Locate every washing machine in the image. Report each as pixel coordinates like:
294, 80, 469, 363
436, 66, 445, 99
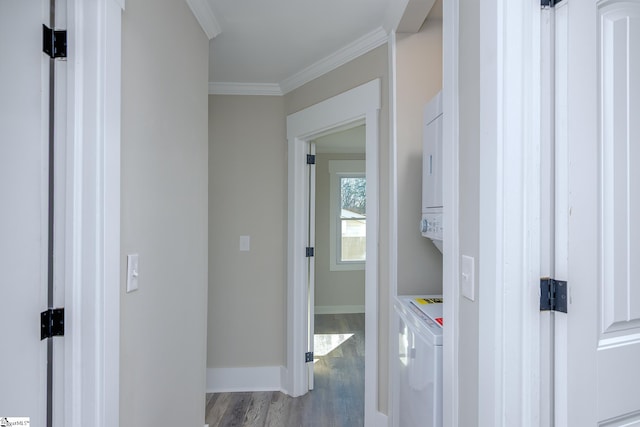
394, 295, 443, 427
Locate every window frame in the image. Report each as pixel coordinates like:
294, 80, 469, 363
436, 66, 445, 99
328, 160, 366, 271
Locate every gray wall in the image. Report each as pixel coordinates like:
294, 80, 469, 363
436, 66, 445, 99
120, 1, 209, 425
458, 0, 481, 424
395, 5, 443, 296
314, 153, 366, 311
208, 95, 287, 368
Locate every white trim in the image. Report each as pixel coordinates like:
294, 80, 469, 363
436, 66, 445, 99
387, 30, 400, 426
208, 82, 283, 96
287, 80, 381, 139
286, 79, 381, 425
65, 0, 122, 427
539, 6, 556, 425
441, 0, 460, 425
206, 367, 285, 393
477, 0, 541, 426
362, 106, 380, 427
552, 3, 569, 425
185, 0, 222, 40
315, 305, 366, 315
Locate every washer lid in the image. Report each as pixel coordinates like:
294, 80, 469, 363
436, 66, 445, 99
408, 296, 443, 327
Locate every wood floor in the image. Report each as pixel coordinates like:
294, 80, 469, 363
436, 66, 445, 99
205, 313, 365, 427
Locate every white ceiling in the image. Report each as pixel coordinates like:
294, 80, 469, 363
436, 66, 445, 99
199, 0, 437, 95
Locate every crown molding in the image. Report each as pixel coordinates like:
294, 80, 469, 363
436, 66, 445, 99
185, 0, 222, 40
208, 26, 389, 96
209, 82, 284, 96
279, 26, 389, 94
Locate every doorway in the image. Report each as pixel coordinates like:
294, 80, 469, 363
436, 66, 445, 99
286, 79, 381, 424
309, 125, 367, 423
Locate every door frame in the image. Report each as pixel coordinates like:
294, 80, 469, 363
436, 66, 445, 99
64, 0, 122, 426
476, 0, 543, 426
441, 0, 460, 425
286, 79, 382, 425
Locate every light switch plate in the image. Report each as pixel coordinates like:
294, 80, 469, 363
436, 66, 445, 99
461, 255, 475, 301
239, 235, 250, 252
126, 254, 139, 293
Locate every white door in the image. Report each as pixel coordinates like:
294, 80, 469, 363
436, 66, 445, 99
556, 0, 640, 424
306, 142, 317, 391
0, 1, 64, 425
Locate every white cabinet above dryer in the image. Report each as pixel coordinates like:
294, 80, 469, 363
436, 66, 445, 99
422, 91, 443, 212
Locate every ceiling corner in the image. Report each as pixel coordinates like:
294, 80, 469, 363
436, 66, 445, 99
279, 27, 389, 95
396, 0, 436, 33
383, 0, 411, 33
185, 0, 222, 40
384, 0, 435, 34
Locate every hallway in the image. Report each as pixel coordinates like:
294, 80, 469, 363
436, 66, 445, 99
205, 313, 364, 427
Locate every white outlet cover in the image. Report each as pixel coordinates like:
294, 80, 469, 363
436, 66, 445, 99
461, 254, 475, 301
126, 254, 139, 293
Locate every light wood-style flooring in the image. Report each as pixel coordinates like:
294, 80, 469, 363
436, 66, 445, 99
205, 313, 365, 427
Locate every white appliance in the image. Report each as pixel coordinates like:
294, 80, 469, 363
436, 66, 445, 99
394, 295, 443, 427
421, 91, 444, 252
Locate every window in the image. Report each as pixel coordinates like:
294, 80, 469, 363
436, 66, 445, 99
329, 160, 366, 271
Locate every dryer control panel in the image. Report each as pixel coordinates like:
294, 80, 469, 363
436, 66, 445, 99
421, 211, 443, 241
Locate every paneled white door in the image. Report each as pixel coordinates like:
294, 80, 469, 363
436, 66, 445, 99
556, 0, 640, 425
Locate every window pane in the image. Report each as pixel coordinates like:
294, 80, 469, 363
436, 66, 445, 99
339, 176, 366, 262
340, 177, 366, 216
341, 219, 366, 261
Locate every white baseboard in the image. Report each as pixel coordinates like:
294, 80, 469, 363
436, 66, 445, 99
206, 366, 285, 393
314, 305, 365, 314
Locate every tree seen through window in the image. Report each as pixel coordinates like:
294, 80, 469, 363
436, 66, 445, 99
339, 177, 366, 262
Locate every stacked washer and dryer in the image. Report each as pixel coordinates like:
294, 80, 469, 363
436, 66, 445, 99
394, 91, 444, 427
420, 91, 444, 252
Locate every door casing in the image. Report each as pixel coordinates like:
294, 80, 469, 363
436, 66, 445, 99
64, 1, 122, 426
286, 78, 383, 426
476, 0, 543, 426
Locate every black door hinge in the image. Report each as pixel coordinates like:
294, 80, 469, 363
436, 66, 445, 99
541, 0, 564, 8
305, 352, 314, 363
306, 247, 314, 257
540, 278, 567, 313
306, 155, 316, 165
43, 24, 67, 58
41, 308, 65, 340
